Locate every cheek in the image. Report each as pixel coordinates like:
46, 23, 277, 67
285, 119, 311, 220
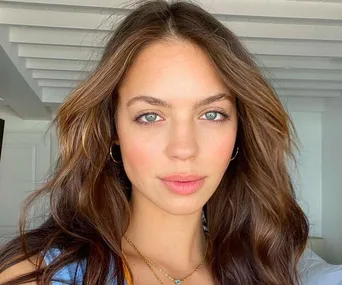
207, 136, 236, 167
116, 114, 160, 175
120, 138, 160, 173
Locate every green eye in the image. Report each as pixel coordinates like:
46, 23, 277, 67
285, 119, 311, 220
204, 111, 219, 120
135, 113, 162, 124
200, 110, 230, 122
145, 113, 158, 122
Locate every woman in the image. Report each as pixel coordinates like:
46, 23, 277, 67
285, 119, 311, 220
0, 0, 310, 284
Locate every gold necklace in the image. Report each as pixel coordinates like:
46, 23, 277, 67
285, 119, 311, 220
124, 234, 208, 285
124, 238, 165, 285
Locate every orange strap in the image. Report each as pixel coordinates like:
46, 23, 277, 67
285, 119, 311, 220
123, 261, 134, 285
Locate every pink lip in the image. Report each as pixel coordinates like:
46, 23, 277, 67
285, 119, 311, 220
159, 176, 205, 195
160, 174, 205, 182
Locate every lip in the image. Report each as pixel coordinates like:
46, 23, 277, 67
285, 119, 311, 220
159, 174, 206, 195
159, 174, 205, 182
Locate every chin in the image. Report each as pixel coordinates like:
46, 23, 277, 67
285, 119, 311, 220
157, 198, 206, 216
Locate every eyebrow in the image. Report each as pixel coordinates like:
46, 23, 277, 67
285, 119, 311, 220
126, 93, 232, 109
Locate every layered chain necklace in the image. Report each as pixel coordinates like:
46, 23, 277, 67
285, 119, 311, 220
124, 234, 209, 285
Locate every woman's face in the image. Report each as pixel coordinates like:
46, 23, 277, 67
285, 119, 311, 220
116, 39, 238, 215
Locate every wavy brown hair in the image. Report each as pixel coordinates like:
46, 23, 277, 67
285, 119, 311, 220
0, 0, 309, 284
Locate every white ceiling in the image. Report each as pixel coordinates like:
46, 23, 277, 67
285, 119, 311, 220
0, 0, 341, 119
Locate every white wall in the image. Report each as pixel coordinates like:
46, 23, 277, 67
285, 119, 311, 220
291, 111, 322, 238
322, 97, 342, 264
0, 106, 52, 245
282, 98, 325, 239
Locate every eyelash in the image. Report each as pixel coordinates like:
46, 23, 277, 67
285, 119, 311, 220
133, 109, 231, 126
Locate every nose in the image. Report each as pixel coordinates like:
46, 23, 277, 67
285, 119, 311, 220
165, 121, 199, 161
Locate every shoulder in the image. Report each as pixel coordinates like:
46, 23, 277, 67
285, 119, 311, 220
0, 248, 86, 285
0, 254, 43, 285
298, 248, 342, 285
42, 248, 86, 285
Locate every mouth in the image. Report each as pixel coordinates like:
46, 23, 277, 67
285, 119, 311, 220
159, 177, 205, 195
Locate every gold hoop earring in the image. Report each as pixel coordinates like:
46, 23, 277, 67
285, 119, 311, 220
230, 146, 239, 161
109, 144, 122, 164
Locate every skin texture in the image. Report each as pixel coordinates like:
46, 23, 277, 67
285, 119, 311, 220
0, 255, 43, 285
116, 39, 238, 283
116, 39, 238, 216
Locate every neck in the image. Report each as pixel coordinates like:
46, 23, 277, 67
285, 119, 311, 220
122, 190, 208, 271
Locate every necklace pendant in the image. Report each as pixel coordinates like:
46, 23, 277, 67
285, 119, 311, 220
174, 280, 182, 285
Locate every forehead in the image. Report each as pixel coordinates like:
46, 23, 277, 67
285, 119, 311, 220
118, 39, 230, 103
